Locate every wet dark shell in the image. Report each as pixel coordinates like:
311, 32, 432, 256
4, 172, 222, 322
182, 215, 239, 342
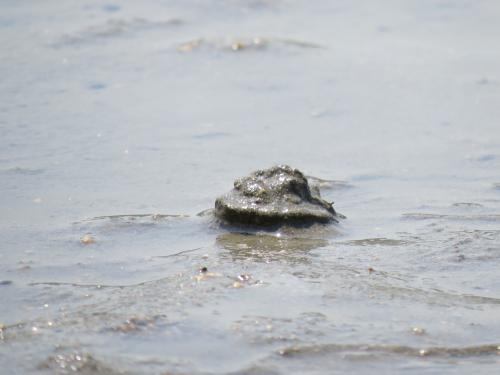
215, 165, 338, 226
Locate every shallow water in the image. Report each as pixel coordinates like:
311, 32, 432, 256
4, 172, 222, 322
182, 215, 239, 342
1, 1, 500, 374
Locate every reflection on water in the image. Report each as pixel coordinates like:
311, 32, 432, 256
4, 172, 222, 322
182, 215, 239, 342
216, 232, 328, 263
217, 232, 328, 253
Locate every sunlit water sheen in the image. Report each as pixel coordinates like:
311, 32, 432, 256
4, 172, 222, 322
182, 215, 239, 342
1, 1, 500, 374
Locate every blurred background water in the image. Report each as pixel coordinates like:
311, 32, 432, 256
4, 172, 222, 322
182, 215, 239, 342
1, 1, 500, 374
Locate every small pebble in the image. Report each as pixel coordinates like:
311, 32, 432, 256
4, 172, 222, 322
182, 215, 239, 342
194, 269, 220, 281
231, 42, 245, 51
232, 281, 243, 288
237, 274, 251, 282
0, 280, 13, 286
412, 327, 426, 335
80, 234, 95, 244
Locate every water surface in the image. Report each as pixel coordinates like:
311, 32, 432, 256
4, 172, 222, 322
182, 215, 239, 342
1, 1, 500, 374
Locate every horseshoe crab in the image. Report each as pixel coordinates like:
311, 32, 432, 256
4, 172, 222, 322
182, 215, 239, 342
214, 165, 341, 226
